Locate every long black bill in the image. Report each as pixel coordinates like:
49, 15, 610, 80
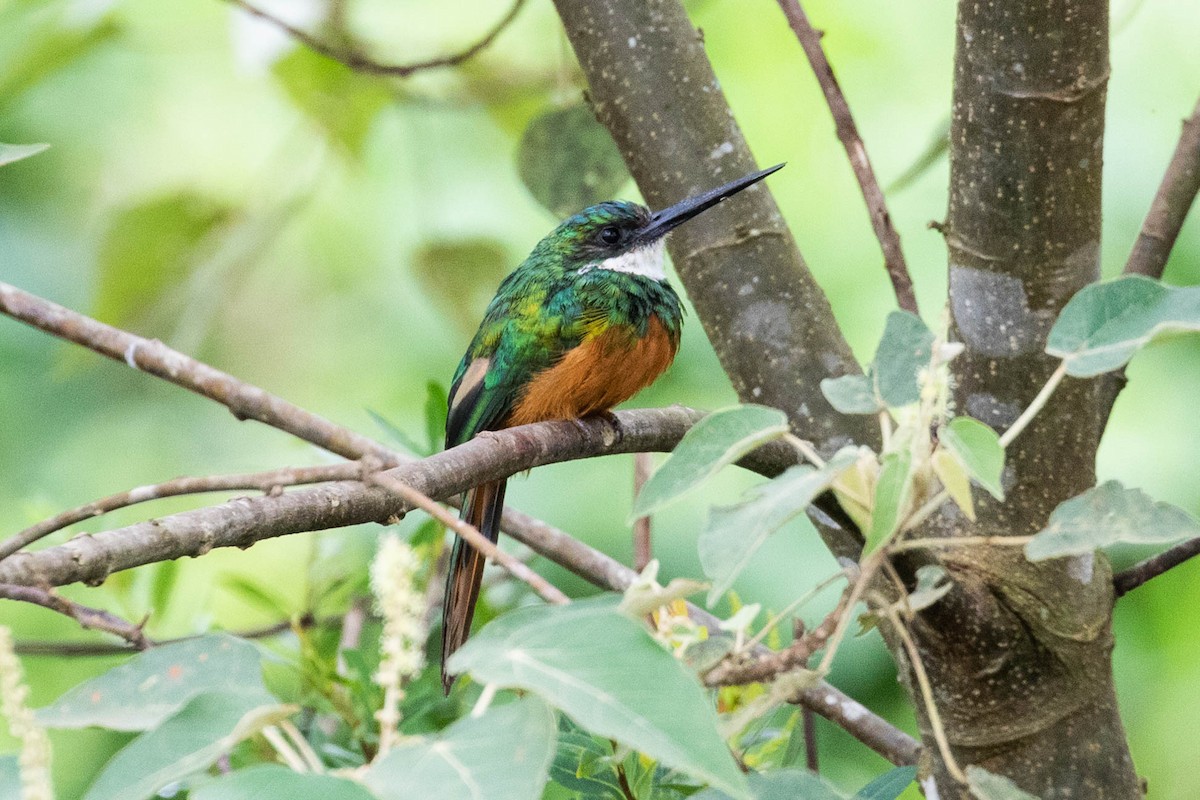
639, 162, 785, 241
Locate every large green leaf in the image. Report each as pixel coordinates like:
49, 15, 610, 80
517, 103, 631, 219
93, 191, 232, 327
38, 634, 266, 731
0, 141, 48, 167
966, 766, 1040, 800
191, 765, 376, 800
1046, 275, 1200, 377
631, 405, 790, 519
364, 698, 556, 800
691, 768, 845, 799
854, 765, 917, 799
864, 450, 914, 554
700, 448, 858, 605
449, 597, 749, 799
939, 416, 1005, 501
1025, 480, 1200, 561
549, 720, 626, 799
82, 692, 291, 800
819, 374, 882, 415
272, 47, 392, 157
873, 311, 935, 407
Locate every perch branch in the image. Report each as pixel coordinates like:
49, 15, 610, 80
0, 462, 370, 561
224, 0, 526, 77
775, 0, 918, 315
0, 584, 149, 649
1124, 95, 1200, 279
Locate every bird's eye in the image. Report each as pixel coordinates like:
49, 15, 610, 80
599, 226, 621, 245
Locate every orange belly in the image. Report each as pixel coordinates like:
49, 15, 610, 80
507, 316, 678, 426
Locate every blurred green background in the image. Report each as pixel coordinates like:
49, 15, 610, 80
1, 0, 1198, 796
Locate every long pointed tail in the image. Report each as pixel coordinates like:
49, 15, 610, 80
441, 478, 507, 693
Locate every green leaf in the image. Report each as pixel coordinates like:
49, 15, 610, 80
699, 448, 858, 605
939, 416, 1005, 501
864, 450, 914, 554
190, 765, 376, 800
0, 14, 120, 101
82, 692, 291, 800
549, 724, 625, 799
1025, 480, 1200, 561
367, 408, 427, 456
37, 634, 267, 731
411, 238, 513, 334
1046, 275, 1200, 377
855, 765, 917, 800
423, 380, 449, 453
517, 103, 631, 218
0, 142, 49, 167
272, 47, 392, 157
93, 191, 232, 327
692, 768, 846, 799
873, 311, 935, 408
449, 597, 749, 800
631, 405, 790, 520
364, 698, 556, 800
222, 575, 294, 619
966, 766, 1041, 800
932, 449, 975, 521
905, 565, 951, 613
819, 374, 881, 415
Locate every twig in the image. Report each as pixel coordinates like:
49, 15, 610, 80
775, 0, 918, 316
888, 534, 1032, 555
632, 452, 653, 572
0, 462, 369, 561
998, 361, 1068, 448
0, 282, 401, 466
262, 725, 309, 772
803, 707, 819, 773
1113, 536, 1200, 597
703, 582, 853, 686
368, 472, 568, 606
1125, 95, 1200, 279
816, 550, 884, 675
224, 0, 526, 77
0, 584, 149, 649
743, 567, 850, 652
884, 605, 966, 784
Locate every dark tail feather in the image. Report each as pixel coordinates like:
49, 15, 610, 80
441, 479, 506, 694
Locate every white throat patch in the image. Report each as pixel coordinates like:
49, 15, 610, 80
583, 238, 667, 281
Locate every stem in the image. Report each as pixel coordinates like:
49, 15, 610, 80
743, 568, 849, 651
998, 361, 1068, 449
782, 433, 826, 469
816, 551, 883, 675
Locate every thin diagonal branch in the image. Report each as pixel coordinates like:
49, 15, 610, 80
632, 452, 653, 572
0, 584, 149, 649
1112, 536, 1200, 597
0, 462, 370, 561
1124, 95, 1200, 279
224, 0, 526, 77
775, 0, 918, 316
0, 282, 400, 466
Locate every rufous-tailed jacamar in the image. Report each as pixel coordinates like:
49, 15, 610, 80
441, 164, 785, 691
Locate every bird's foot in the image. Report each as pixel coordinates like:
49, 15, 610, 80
574, 410, 623, 446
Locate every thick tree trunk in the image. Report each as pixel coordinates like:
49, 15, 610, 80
908, 0, 1142, 796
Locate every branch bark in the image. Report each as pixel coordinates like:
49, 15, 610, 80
551, 0, 876, 461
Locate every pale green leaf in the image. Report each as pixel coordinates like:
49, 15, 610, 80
966, 765, 1041, 800
449, 597, 749, 799
37, 634, 266, 731
905, 565, 951, 613
692, 768, 845, 799
82, 693, 291, 800
517, 103, 631, 218
873, 311, 935, 407
855, 765, 917, 799
0, 142, 49, 167
631, 405, 790, 519
364, 698, 556, 800
699, 448, 858, 605
940, 416, 1004, 500
1025, 480, 1200, 561
272, 48, 391, 157
864, 450, 914, 554
412, 238, 512, 335
1046, 275, 1200, 377
549, 723, 625, 799
820, 374, 881, 414
190, 765, 376, 800
932, 449, 975, 521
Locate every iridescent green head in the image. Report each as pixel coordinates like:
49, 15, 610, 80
528, 163, 785, 281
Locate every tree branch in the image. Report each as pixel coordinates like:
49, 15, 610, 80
0, 462, 370, 561
0, 584, 149, 649
774, 0, 918, 316
224, 0, 527, 77
1124, 95, 1200, 279
1112, 536, 1200, 598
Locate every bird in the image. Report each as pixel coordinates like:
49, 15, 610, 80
440, 163, 785, 692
